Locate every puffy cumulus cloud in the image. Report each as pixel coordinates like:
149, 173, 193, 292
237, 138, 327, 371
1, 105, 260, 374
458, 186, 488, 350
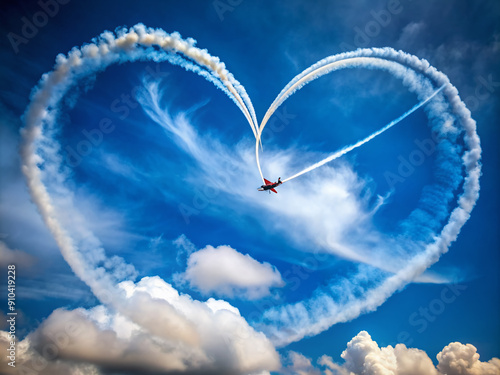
437, 342, 500, 375
338, 331, 395, 374
25, 308, 206, 374
0, 241, 35, 268
314, 331, 500, 375
282, 351, 321, 375
317, 355, 350, 375
0, 276, 280, 375
118, 276, 280, 374
0, 330, 101, 375
178, 244, 284, 299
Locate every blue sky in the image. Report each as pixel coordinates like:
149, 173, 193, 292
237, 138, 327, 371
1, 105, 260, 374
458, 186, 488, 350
0, 1, 499, 374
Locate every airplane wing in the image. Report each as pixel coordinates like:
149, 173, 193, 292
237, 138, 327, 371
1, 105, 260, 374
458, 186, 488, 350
264, 178, 272, 185
270, 188, 278, 193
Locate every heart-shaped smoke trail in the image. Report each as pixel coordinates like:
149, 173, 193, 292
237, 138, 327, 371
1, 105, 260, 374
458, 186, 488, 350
20, 23, 480, 357
253, 49, 481, 345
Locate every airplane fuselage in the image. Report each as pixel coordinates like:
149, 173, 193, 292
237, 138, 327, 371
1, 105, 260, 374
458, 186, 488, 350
258, 178, 282, 193
258, 182, 280, 191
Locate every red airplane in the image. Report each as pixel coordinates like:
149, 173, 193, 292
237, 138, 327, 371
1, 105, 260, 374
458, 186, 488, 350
258, 177, 282, 194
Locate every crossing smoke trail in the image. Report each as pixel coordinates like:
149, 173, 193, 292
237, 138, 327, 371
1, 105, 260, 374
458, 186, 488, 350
253, 48, 481, 346
256, 56, 444, 181
281, 84, 446, 183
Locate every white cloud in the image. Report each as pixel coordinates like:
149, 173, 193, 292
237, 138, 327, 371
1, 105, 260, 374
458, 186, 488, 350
338, 331, 437, 375
318, 355, 350, 375
315, 331, 500, 375
283, 351, 321, 375
117, 276, 280, 373
0, 330, 101, 375
0, 276, 280, 375
174, 234, 198, 265
179, 244, 284, 299
396, 22, 427, 49
0, 241, 35, 268
437, 342, 500, 375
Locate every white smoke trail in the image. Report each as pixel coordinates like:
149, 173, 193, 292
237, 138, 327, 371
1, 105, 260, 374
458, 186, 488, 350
20, 23, 259, 318
253, 48, 481, 346
255, 56, 438, 181
281, 84, 446, 183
